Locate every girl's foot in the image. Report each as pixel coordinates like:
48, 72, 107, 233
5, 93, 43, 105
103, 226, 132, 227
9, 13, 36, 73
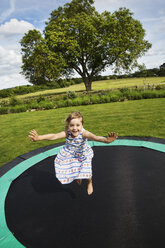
87, 179, 93, 195
76, 179, 82, 185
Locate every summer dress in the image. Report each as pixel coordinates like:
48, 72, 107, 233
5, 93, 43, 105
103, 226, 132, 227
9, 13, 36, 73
54, 129, 94, 184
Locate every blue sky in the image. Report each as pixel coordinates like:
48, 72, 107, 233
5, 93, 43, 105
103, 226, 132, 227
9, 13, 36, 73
0, 0, 165, 89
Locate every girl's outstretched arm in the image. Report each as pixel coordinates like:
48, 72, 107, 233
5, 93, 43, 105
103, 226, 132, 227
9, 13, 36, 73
83, 130, 118, 144
29, 129, 66, 142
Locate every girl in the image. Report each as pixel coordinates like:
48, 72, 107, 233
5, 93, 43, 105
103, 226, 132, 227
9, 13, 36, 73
29, 111, 118, 195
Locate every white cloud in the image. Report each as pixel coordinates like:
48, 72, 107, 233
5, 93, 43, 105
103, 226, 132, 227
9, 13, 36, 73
0, 18, 36, 89
0, 0, 15, 23
0, 49, 30, 89
0, 74, 29, 90
0, 18, 35, 36
0, 45, 21, 69
0, 44, 29, 89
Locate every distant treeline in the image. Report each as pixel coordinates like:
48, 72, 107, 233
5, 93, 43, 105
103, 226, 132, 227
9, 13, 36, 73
0, 78, 82, 98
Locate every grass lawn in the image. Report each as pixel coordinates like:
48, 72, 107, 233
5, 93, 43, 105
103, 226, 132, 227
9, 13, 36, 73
0, 98, 165, 167
1, 77, 165, 102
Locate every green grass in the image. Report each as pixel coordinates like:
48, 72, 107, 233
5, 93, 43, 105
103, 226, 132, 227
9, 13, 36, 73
1, 77, 165, 102
0, 98, 165, 167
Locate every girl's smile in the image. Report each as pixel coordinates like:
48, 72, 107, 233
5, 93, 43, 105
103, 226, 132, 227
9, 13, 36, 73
68, 118, 83, 137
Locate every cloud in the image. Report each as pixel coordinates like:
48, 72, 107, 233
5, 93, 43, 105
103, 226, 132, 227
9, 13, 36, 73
0, 18, 36, 90
0, 0, 15, 23
0, 18, 35, 37
0, 44, 29, 89
0, 18, 35, 90
0, 44, 21, 85
0, 74, 29, 90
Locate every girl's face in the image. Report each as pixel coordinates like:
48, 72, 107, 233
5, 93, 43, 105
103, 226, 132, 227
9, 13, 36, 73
68, 118, 83, 137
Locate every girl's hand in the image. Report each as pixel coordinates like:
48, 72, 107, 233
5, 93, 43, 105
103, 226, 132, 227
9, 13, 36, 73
107, 132, 118, 143
29, 130, 39, 142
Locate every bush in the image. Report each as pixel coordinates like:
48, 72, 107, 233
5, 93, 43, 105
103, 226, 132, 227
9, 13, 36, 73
155, 85, 162, 90
0, 107, 9, 114
9, 96, 23, 106
37, 95, 45, 103
29, 102, 40, 109
66, 91, 77, 99
120, 87, 130, 93
90, 95, 101, 104
142, 90, 165, 99
38, 101, 54, 110
141, 91, 157, 99
0, 100, 8, 107
100, 95, 110, 103
56, 100, 68, 108
9, 105, 27, 113
81, 96, 90, 105
156, 90, 165, 98
66, 99, 73, 106
0, 89, 11, 98
127, 91, 143, 100
70, 98, 83, 106
109, 94, 120, 102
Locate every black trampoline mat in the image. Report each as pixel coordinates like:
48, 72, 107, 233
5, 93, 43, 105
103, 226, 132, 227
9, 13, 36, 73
5, 146, 165, 248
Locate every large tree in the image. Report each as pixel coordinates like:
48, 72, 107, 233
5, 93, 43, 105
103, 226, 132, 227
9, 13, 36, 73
20, 0, 151, 91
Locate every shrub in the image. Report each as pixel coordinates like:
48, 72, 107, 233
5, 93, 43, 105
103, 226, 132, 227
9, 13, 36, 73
70, 98, 83, 106
66, 99, 73, 106
127, 91, 143, 100
109, 94, 120, 102
0, 89, 11, 98
120, 87, 130, 93
156, 90, 165, 97
155, 85, 162, 90
29, 102, 40, 109
0, 100, 8, 107
0, 107, 9, 114
100, 95, 110, 103
9, 96, 23, 106
66, 91, 77, 99
81, 96, 90, 105
56, 100, 68, 108
141, 91, 157, 99
9, 105, 27, 113
37, 95, 45, 103
90, 95, 101, 104
38, 101, 54, 110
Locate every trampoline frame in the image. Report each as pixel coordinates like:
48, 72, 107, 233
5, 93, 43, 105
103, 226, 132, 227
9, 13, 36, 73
0, 138, 165, 248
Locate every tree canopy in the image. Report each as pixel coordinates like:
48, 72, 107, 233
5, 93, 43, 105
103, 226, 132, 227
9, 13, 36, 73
20, 0, 152, 91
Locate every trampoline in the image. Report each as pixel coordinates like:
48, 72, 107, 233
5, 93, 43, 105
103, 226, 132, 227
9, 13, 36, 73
0, 137, 165, 248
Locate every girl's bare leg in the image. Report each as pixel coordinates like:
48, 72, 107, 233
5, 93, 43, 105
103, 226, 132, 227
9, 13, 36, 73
87, 177, 93, 195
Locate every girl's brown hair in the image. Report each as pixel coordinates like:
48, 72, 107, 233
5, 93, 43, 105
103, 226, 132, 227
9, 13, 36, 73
65, 111, 84, 131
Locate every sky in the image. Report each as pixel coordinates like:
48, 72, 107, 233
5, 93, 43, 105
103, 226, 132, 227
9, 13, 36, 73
0, 0, 165, 90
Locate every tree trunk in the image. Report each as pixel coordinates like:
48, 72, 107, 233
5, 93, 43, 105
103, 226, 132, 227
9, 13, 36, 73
83, 77, 92, 91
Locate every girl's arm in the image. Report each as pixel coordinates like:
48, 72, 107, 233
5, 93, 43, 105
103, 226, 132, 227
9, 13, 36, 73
29, 129, 66, 142
83, 130, 118, 144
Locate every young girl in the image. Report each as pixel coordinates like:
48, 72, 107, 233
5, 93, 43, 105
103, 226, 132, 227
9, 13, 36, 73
29, 111, 118, 195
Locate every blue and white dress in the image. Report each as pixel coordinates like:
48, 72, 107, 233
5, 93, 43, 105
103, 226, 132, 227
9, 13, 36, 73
54, 129, 94, 184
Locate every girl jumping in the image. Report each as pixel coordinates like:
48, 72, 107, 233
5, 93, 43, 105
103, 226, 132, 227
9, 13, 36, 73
29, 111, 118, 195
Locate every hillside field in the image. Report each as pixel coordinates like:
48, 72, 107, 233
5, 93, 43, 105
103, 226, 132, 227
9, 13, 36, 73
1, 77, 165, 102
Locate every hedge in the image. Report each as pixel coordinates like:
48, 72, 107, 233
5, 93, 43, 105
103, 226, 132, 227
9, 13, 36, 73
1, 89, 165, 115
